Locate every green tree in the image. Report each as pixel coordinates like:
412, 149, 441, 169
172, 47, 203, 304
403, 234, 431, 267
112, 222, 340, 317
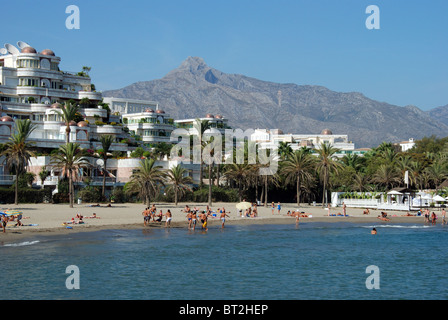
278, 141, 293, 160
372, 164, 401, 190
0, 119, 36, 205
127, 158, 166, 207
315, 142, 342, 206
54, 102, 79, 144
281, 149, 315, 206
224, 163, 255, 202
193, 119, 212, 188
50, 143, 90, 208
99, 135, 115, 198
165, 165, 193, 206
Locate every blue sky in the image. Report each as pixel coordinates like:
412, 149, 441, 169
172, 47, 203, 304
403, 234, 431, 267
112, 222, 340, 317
2, 0, 448, 110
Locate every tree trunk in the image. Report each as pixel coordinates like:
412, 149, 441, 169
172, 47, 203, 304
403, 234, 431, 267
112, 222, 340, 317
297, 175, 301, 207
255, 175, 258, 204
216, 164, 220, 187
14, 175, 18, 205
200, 164, 203, 188
208, 164, 213, 207
102, 159, 107, 199
66, 125, 70, 144
175, 186, 178, 206
264, 175, 268, 206
69, 173, 74, 208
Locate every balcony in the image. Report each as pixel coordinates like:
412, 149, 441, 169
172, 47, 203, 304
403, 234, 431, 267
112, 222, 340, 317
0, 175, 16, 186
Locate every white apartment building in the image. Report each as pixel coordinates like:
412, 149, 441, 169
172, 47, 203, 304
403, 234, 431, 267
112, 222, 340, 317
251, 128, 357, 157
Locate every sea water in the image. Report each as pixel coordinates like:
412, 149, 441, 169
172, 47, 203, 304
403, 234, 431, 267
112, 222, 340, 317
0, 222, 447, 300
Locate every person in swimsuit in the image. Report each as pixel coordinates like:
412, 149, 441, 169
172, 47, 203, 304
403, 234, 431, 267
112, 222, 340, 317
143, 208, 150, 226
220, 211, 230, 228
165, 210, 172, 228
371, 228, 377, 235
442, 208, 447, 225
191, 211, 197, 231
199, 211, 208, 231
277, 202, 281, 215
186, 211, 192, 229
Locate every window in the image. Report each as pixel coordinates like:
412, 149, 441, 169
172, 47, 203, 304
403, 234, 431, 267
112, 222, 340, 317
17, 59, 39, 68
19, 78, 39, 86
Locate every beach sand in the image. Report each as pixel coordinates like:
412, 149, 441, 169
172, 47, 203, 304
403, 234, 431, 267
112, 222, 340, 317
0, 202, 426, 243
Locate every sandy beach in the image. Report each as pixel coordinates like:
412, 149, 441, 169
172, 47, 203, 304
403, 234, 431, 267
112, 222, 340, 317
0, 201, 429, 244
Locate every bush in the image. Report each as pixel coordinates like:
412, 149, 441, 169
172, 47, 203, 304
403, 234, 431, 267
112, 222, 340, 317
190, 186, 239, 203
0, 187, 52, 204
53, 192, 69, 204
77, 187, 103, 203
110, 187, 126, 203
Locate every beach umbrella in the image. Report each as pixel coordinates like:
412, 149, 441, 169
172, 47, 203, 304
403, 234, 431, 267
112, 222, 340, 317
236, 202, 252, 211
433, 195, 446, 202
387, 190, 403, 195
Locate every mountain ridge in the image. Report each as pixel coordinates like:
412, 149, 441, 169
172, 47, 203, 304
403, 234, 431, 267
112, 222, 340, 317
103, 56, 448, 148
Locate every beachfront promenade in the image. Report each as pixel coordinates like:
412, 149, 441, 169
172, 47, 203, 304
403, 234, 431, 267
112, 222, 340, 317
0, 202, 435, 243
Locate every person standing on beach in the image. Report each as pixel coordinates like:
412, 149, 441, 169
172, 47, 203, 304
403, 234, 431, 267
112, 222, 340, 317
271, 202, 275, 214
220, 211, 230, 228
342, 202, 347, 216
199, 211, 208, 231
191, 211, 197, 231
431, 212, 437, 225
165, 210, 172, 228
277, 202, 281, 215
143, 208, 150, 227
186, 211, 192, 229
441, 208, 446, 225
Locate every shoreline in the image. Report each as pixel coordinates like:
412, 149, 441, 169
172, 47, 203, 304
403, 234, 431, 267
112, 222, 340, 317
0, 202, 431, 244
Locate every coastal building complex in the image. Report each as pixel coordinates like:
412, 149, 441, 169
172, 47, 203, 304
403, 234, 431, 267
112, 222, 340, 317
174, 114, 230, 135
0, 40, 361, 199
251, 128, 363, 157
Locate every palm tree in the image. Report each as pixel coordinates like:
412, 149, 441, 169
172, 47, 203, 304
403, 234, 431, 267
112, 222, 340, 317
98, 135, 115, 199
38, 166, 50, 189
50, 143, 90, 208
127, 158, 166, 207
0, 119, 36, 205
281, 149, 315, 206
372, 164, 401, 190
224, 163, 255, 202
340, 153, 364, 172
315, 142, 342, 206
193, 119, 212, 188
153, 142, 172, 160
352, 172, 371, 192
54, 102, 79, 144
278, 141, 293, 160
166, 165, 193, 206
425, 161, 448, 191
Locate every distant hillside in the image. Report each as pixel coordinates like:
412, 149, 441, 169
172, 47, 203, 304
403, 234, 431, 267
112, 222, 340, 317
427, 104, 448, 127
103, 57, 448, 148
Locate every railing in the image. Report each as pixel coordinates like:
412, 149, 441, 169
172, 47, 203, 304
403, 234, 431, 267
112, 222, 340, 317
0, 175, 16, 185
88, 177, 116, 184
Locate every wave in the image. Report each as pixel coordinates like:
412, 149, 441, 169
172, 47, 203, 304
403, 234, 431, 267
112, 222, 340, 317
361, 225, 431, 229
2, 240, 40, 247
